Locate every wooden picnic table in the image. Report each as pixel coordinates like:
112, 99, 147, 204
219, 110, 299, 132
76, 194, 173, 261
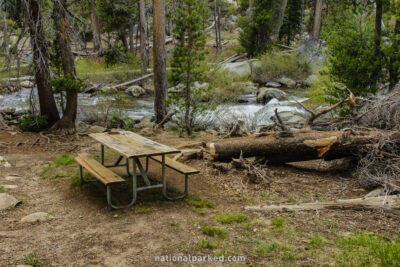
76, 130, 199, 209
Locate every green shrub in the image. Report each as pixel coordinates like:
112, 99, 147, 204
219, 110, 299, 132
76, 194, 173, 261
253, 51, 311, 82
24, 252, 42, 267
197, 239, 219, 249
187, 194, 215, 208
253, 241, 278, 256
17, 114, 48, 132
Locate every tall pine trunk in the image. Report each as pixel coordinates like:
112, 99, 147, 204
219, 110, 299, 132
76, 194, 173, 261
153, 0, 167, 123
312, 0, 323, 39
89, 2, 103, 56
51, 0, 78, 132
129, 23, 135, 55
214, 0, 221, 54
139, 0, 149, 74
273, 0, 288, 40
24, 0, 60, 125
2, 11, 10, 70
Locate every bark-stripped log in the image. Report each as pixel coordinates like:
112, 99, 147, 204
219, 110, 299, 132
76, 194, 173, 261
209, 131, 380, 163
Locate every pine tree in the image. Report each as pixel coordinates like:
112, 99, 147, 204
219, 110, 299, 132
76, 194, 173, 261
279, 0, 302, 46
168, 0, 207, 136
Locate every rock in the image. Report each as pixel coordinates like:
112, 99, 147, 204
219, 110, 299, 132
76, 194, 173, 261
2, 185, 18, 189
20, 80, 34, 88
87, 125, 106, 133
5, 174, 21, 181
126, 85, 146, 97
278, 76, 296, 88
221, 61, 251, 78
272, 111, 306, 124
304, 74, 319, 87
297, 38, 326, 73
266, 81, 281, 88
76, 121, 90, 133
0, 193, 19, 210
257, 88, 287, 103
21, 212, 53, 223
1, 107, 16, 115
230, 15, 238, 22
235, 27, 243, 34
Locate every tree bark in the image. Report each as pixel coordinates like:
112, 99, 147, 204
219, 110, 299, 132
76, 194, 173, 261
153, 0, 167, 123
51, 0, 78, 132
139, 0, 149, 74
24, 0, 60, 125
129, 23, 135, 55
389, 18, 400, 91
89, 1, 103, 56
374, 0, 383, 57
312, 0, 323, 39
249, 0, 253, 9
273, 0, 288, 40
2, 10, 10, 69
209, 131, 380, 163
214, 0, 222, 54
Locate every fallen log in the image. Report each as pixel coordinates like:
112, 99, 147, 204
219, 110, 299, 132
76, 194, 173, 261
244, 195, 400, 212
209, 130, 381, 163
113, 73, 154, 89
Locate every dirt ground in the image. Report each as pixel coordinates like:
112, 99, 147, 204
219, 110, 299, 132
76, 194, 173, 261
0, 129, 399, 267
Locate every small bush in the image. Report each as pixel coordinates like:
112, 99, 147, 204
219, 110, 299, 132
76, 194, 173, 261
271, 217, 286, 229
24, 252, 42, 267
308, 235, 324, 249
17, 114, 48, 132
0, 186, 4, 193
201, 225, 227, 239
214, 213, 249, 224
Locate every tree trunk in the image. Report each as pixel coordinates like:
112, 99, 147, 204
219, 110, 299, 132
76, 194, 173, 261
89, 2, 103, 56
312, 0, 323, 39
273, 0, 288, 40
119, 30, 129, 52
139, 0, 149, 74
214, 0, 221, 54
153, 0, 167, 123
389, 18, 400, 91
209, 131, 380, 163
249, 0, 253, 9
374, 0, 383, 57
2, 11, 10, 69
51, 0, 78, 132
24, 0, 60, 125
129, 23, 135, 55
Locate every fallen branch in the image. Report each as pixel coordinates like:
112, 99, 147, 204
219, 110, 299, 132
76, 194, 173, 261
113, 73, 154, 89
273, 109, 293, 137
302, 98, 349, 129
244, 195, 400, 212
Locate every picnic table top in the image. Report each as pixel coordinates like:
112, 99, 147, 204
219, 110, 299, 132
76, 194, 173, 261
89, 130, 180, 158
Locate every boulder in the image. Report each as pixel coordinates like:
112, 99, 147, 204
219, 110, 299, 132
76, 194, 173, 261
272, 111, 306, 124
304, 74, 319, 87
230, 15, 238, 22
266, 81, 281, 88
297, 38, 326, 72
75, 121, 90, 133
126, 85, 146, 97
0, 193, 19, 210
20, 80, 34, 88
221, 61, 251, 78
21, 212, 53, 223
257, 88, 287, 103
139, 127, 155, 137
87, 125, 106, 133
278, 76, 296, 88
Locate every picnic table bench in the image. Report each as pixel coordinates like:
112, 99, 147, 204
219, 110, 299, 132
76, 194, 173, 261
75, 130, 199, 209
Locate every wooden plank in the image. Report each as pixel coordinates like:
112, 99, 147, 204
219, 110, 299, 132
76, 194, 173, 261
75, 154, 125, 185
89, 131, 180, 158
150, 156, 200, 175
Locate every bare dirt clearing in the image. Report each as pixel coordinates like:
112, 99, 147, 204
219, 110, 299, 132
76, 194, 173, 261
0, 130, 399, 266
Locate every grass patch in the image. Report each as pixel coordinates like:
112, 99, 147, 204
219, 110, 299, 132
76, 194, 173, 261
0, 186, 4, 193
41, 154, 76, 179
192, 207, 207, 215
252, 241, 279, 256
308, 235, 324, 249
187, 194, 215, 209
271, 216, 286, 229
234, 195, 255, 202
214, 213, 249, 224
197, 239, 219, 249
24, 251, 42, 267
336, 232, 400, 267
70, 171, 94, 187
134, 206, 152, 214
201, 224, 227, 239
167, 221, 179, 227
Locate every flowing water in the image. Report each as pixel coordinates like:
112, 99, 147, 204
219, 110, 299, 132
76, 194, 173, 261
0, 88, 308, 129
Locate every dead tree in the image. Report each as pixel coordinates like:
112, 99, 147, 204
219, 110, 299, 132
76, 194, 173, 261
153, 0, 168, 123
23, 0, 60, 125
